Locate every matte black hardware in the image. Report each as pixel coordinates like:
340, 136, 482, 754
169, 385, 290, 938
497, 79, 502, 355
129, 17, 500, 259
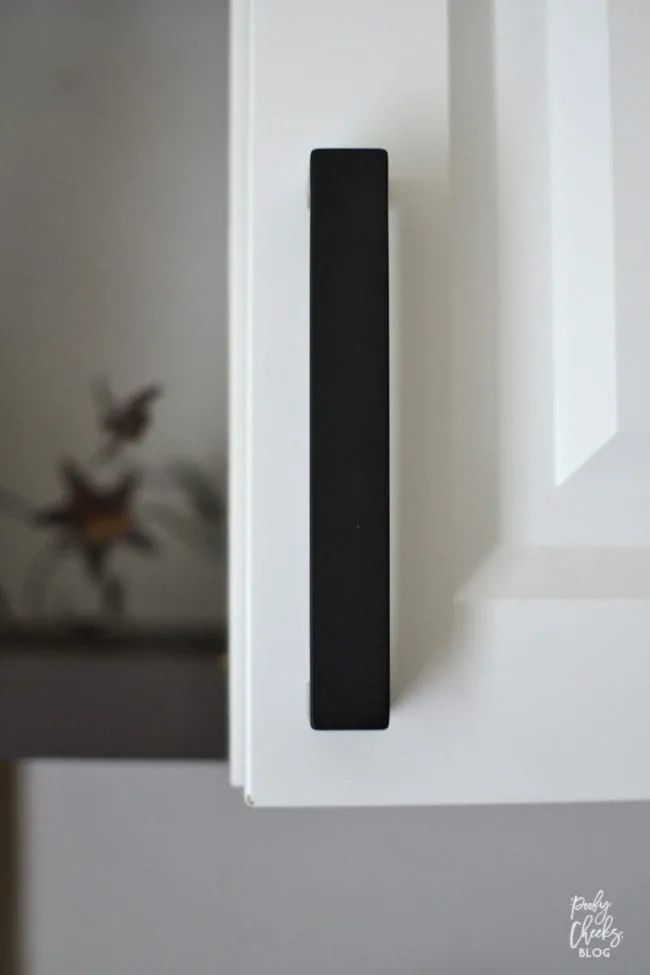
309, 148, 390, 731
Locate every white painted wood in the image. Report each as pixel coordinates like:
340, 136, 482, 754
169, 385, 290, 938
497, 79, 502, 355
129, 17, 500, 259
548, 0, 617, 487
232, 0, 650, 806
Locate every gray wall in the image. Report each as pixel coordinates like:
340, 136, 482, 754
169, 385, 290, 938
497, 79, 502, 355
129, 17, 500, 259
20, 763, 649, 974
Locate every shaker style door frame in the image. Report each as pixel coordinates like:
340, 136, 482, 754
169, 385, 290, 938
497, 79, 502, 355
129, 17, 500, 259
231, 0, 650, 807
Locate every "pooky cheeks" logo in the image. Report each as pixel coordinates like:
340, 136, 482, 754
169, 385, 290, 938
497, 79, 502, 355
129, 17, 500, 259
569, 890, 624, 960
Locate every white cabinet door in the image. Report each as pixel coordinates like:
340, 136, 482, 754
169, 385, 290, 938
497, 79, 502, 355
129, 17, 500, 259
230, 0, 650, 806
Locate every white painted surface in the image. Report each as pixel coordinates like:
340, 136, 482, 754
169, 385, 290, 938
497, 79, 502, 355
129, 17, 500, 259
548, 0, 617, 486
236, 0, 650, 806
241, 0, 449, 805
612, 0, 650, 433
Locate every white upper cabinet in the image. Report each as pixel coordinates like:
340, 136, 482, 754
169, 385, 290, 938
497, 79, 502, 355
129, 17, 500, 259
230, 0, 650, 807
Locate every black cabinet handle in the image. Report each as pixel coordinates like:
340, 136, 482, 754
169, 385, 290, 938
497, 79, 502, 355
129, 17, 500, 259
309, 148, 390, 731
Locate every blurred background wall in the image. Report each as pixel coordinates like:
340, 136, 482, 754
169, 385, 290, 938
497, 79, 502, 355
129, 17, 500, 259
0, 0, 227, 628
0, 0, 230, 966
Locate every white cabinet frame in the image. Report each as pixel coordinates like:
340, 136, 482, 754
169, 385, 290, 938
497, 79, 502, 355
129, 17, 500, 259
230, 0, 650, 807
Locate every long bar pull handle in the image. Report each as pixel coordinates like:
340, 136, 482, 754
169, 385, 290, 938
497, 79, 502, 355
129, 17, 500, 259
309, 148, 390, 731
